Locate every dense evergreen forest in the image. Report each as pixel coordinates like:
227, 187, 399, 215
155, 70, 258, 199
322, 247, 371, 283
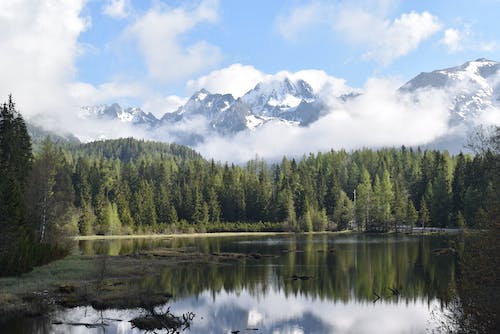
1, 96, 499, 274
48, 131, 499, 235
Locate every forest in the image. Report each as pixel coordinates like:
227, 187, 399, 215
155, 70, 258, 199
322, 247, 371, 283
1, 95, 499, 275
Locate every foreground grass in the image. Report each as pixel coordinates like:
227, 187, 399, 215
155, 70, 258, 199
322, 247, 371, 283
0, 253, 98, 319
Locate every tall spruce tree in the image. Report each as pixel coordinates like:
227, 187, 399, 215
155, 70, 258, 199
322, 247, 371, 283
0, 96, 33, 273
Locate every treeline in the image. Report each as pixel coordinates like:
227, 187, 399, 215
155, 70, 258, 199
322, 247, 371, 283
30, 131, 499, 236
1, 95, 499, 274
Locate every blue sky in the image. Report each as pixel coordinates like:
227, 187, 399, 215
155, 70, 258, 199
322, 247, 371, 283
75, 0, 499, 97
0, 0, 499, 117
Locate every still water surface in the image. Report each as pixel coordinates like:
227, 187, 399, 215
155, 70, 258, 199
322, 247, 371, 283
10, 234, 457, 333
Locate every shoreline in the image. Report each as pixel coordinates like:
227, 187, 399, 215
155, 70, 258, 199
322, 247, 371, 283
74, 231, 293, 241
73, 230, 361, 241
74, 228, 464, 241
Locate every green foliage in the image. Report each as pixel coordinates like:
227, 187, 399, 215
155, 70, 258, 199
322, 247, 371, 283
0, 96, 34, 274
333, 190, 353, 230
406, 200, 418, 228
419, 200, 430, 228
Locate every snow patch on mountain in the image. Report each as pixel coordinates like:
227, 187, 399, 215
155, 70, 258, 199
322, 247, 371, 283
401, 58, 500, 125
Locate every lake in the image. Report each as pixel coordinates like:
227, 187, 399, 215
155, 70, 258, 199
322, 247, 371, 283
5, 233, 457, 333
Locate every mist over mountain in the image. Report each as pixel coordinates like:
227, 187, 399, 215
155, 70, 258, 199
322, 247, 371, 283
34, 59, 500, 161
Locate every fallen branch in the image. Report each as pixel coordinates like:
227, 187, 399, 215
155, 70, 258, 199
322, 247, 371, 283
52, 320, 109, 328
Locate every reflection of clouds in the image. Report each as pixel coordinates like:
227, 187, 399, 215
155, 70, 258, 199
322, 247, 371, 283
171, 288, 439, 334
43, 279, 441, 334
248, 308, 264, 327
51, 234, 448, 333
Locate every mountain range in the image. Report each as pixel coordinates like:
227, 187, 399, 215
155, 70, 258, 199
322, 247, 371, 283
41, 58, 500, 151
79, 76, 325, 137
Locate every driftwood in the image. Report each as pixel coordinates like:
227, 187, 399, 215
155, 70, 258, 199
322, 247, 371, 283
130, 306, 195, 333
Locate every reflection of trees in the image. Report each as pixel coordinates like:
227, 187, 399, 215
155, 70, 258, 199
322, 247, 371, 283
87, 235, 458, 303
439, 231, 499, 333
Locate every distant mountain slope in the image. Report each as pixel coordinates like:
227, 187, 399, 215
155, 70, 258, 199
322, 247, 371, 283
68, 137, 202, 162
400, 58, 499, 124
27, 122, 80, 147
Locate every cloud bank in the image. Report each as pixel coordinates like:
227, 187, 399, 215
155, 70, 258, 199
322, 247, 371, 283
0, 0, 88, 117
125, 0, 221, 82
186, 64, 353, 100
276, 1, 442, 65
193, 77, 452, 162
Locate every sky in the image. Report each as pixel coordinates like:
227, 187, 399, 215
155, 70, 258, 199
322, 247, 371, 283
0, 0, 499, 161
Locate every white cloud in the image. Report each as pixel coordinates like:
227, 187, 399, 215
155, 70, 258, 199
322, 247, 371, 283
337, 10, 442, 65
276, 2, 442, 65
440, 25, 497, 53
276, 2, 325, 42
195, 78, 452, 162
187, 64, 266, 97
185, 64, 352, 99
102, 0, 130, 19
0, 0, 89, 116
441, 28, 462, 52
142, 95, 187, 118
125, 0, 222, 82
69, 81, 147, 106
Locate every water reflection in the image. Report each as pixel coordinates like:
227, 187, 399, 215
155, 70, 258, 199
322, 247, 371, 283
8, 234, 457, 333
82, 234, 454, 303
16, 289, 441, 334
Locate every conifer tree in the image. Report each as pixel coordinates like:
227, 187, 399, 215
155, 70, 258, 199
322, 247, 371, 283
406, 200, 418, 231
355, 168, 372, 231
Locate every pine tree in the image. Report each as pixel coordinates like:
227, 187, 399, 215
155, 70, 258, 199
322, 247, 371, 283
355, 168, 372, 231
207, 186, 220, 224
0, 96, 34, 274
419, 200, 430, 229
333, 190, 353, 230
406, 200, 418, 231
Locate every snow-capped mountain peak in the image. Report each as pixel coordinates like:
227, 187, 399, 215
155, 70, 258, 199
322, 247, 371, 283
400, 58, 500, 123
79, 103, 159, 126
76, 59, 499, 152
241, 78, 316, 116
191, 88, 210, 102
